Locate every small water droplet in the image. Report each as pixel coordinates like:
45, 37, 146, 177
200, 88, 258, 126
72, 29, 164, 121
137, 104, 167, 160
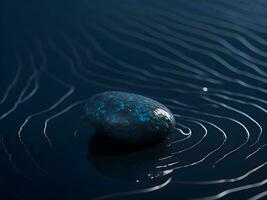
203, 87, 208, 92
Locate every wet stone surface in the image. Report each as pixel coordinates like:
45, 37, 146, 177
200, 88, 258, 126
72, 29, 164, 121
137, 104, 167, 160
84, 91, 176, 144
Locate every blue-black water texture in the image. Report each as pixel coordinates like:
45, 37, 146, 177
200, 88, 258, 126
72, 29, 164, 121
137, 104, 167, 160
1, 0, 267, 200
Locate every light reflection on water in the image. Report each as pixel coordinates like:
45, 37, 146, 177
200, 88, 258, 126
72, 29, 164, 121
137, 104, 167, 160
0, 0, 267, 199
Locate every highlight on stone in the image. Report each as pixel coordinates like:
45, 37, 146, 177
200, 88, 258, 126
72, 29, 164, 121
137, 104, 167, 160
84, 91, 176, 144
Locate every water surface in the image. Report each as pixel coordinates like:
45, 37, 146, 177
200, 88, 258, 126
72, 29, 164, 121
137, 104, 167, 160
1, 0, 267, 199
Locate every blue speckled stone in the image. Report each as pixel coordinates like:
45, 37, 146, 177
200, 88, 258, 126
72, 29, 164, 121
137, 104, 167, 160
84, 91, 176, 144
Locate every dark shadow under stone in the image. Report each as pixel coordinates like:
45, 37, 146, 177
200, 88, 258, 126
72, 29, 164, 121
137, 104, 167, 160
88, 133, 171, 181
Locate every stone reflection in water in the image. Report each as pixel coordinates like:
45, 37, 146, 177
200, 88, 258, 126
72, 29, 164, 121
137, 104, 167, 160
88, 133, 172, 182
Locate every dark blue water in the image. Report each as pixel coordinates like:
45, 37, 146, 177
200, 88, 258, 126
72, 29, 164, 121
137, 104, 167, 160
1, 0, 267, 199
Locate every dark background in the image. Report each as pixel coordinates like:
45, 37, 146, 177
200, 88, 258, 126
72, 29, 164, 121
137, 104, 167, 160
1, 0, 267, 199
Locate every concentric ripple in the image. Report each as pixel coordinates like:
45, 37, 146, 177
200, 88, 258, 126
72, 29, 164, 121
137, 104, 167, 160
1, 0, 267, 199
